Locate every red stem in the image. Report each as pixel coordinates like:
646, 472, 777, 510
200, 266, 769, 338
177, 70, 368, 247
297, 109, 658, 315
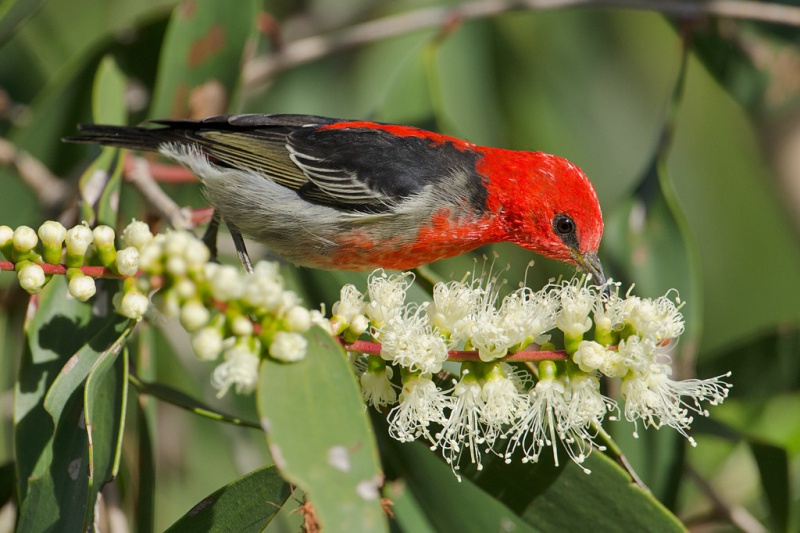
342, 338, 567, 362
0, 260, 132, 278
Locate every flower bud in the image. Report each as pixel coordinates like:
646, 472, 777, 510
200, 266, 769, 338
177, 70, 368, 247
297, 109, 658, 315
38, 221, 67, 264
151, 290, 180, 318
230, 315, 254, 337
18, 263, 45, 294
115, 247, 140, 276
191, 327, 224, 361
173, 278, 197, 300
116, 290, 149, 320
0, 225, 14, 259
68, 274, 97, 302
165, 255, 187, 277
92, 225, 117, 267
137, 242, 163, 274
284, 306, 311, 333
121, 219, 153, 251
268, 331, 307, 362
65, 224, 93, 266
210, 265, 243, 302
13, 226, 38, 256
180, 300, 210, 332
184, 238, 211, 268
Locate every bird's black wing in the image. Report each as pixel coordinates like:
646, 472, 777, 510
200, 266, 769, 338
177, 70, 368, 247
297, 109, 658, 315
66, 114, 487, 213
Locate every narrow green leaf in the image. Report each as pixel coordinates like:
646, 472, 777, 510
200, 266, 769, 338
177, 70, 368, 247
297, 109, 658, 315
257, 326, 387, 533
749, 440, 790, 533
380, 436, 539, 533
383, 480, 436, 533
130, 374, 260, 428
149, 0, 258, 118
83, 344, 129, 530
164, 465, 290, 533
0, 0, 48, 45
135, 398, 156, 533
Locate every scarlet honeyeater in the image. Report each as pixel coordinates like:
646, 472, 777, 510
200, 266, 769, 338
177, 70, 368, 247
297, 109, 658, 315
66, 114, 605, 282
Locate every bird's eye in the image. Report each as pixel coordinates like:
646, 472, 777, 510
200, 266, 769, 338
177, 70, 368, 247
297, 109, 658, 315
553, 215, 575, 236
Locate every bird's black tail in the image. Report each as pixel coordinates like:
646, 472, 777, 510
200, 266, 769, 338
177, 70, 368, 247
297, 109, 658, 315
63, 124, 179, 152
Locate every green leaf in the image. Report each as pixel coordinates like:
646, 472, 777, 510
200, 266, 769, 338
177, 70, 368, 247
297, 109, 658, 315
0, 0, 48, 45
383, 479, 437, 533
149, 0, 258, 118
14, 275, 132, 532
257, 326, 387, 533
83, 345, 129, 529
130, 374, 260, 428
164, 465, 290, 533
0, 461, 14, 506
749, 440, 790, 533
135, 398, 156, 533
381, 437, 539, 533
90, 55, 127, 227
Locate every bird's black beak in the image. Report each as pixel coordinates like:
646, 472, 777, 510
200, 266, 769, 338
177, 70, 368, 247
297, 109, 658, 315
571, 250, 606, 287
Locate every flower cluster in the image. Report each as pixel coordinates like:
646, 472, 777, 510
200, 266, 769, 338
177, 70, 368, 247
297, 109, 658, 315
336, 271, 732, 479
1, 220, 324, 397
0, 221, 147, 302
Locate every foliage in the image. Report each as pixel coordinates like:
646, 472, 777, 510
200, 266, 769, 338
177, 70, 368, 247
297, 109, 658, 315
1, 1, 799, 531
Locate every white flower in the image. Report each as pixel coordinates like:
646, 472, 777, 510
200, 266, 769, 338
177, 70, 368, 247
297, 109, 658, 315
470, 308, 512, 361
268, 331, 307, 362
38, 221, 67, 247
498, 285, 559, 349
65, 224, 93, 256
241, 263, 283, 310
592, 281, 625, 337
573, 340, 628, 378
115, 247, 140, 276
163, 231, 190, 257
92, 225, 115, 248
332, 284, 366, 323
481, 365, 530, 441
621, 365, 731, 445
212, 344, 260, 396
310, 309, 333, 335
116, 290, 149, 321
13, 226, 38, 252
191, 327, 224, 361
210, 265, 243, 302
360, 365, 397, 410
437, 373, 485, 480
183, 238, 210, 268
165, 255, 187, 277
122, 219, 154, 251
284, 306, 311, 332
428, 279, 481, 340
378, 305, 448, 375
138, 240, 164, 274
388, 375, 451, 445
555, 277, 595, 338
180, 300, 210, 332
366, 270, 412, 327
68, 274, 96, 302
18, 263, 45, 294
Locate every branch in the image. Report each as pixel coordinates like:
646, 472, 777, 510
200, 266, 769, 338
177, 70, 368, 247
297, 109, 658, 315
124, 156, 194, 230
243, 0, 800, 91
342, 338, 568, 362
0, 260, 130, 279
0, 137, 71, 210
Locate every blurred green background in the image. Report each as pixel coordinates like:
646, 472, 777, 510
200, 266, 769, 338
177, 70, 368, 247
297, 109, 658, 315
1, 0, 800, 531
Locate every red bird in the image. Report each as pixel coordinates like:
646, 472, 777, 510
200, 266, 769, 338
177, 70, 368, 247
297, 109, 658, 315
67, 114, 605, 282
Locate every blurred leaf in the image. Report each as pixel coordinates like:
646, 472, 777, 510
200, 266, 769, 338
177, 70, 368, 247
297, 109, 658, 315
83, 344, 129, 529
383, 480, 436, 533
0, 461, 13, 506
698, 323, 800, 398
0, 0, 48, 45
78, 55, 127, 225
135, 398, 156, 533
164, 465, 290, 533
257, 326, 387, 533
381, 438, 538, 533
131, 374, 260, 428
149, 0, 258, 118
14, 275, 131, 532
749, 440, 790, 533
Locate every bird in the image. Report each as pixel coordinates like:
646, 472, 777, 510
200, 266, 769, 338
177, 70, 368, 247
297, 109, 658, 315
65, 114, 605, 283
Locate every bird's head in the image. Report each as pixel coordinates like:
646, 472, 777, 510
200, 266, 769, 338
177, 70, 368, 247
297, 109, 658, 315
487, 151, 605, 284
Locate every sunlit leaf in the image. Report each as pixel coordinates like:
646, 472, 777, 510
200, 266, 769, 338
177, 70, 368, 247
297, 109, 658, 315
257, 326, 387, 533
